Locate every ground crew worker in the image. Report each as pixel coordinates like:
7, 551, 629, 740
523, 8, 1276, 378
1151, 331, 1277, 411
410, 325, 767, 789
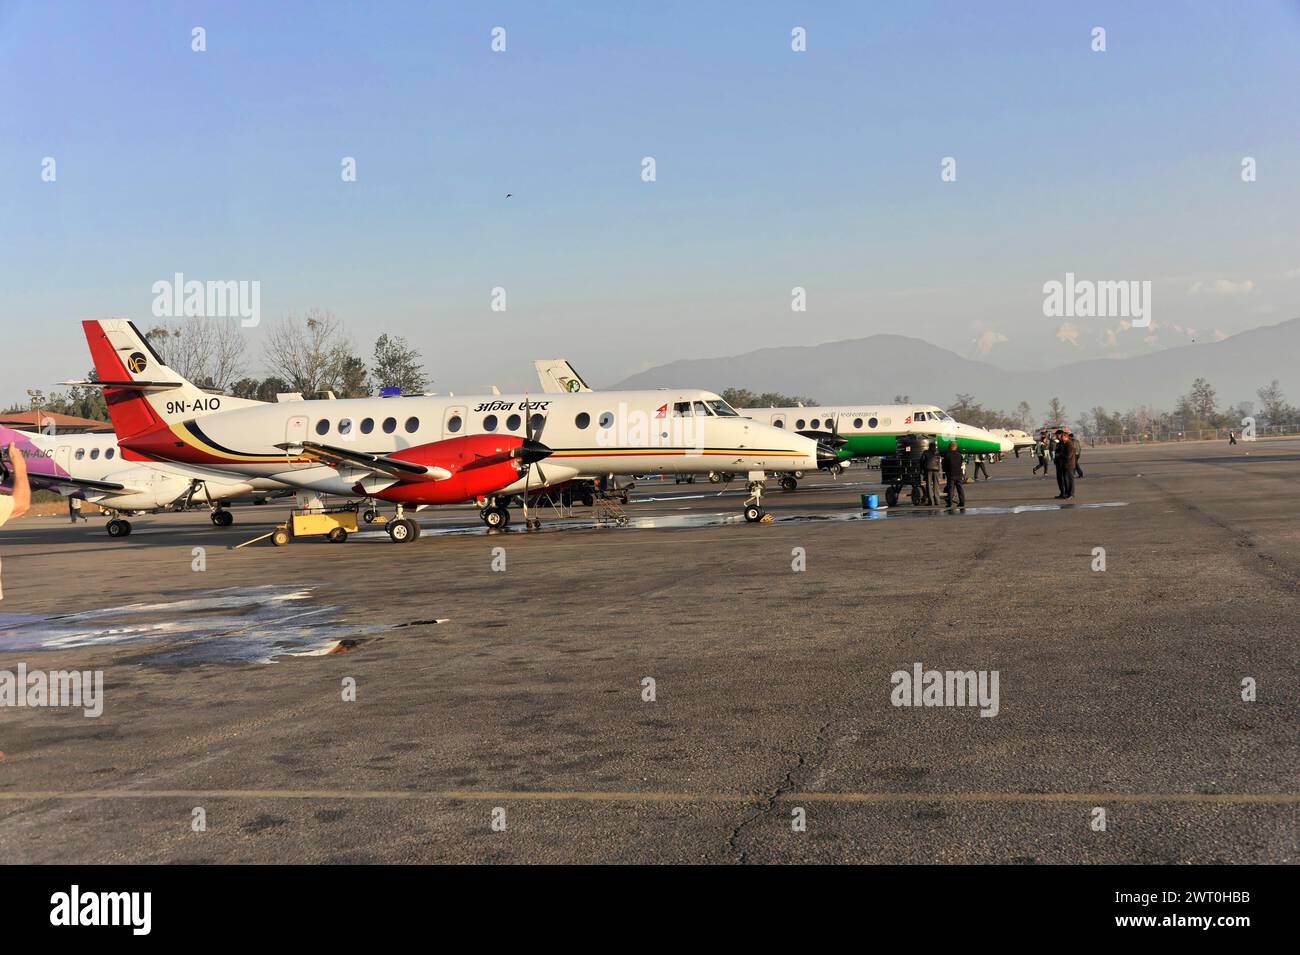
1032, 434, 1049, 475
921, 439, 942, 506
972, 454, 990, 481
1053, 429, 1076, 499
1229, 430, 1238, 445
68, 496, 88, 523
941, 440, 965, 507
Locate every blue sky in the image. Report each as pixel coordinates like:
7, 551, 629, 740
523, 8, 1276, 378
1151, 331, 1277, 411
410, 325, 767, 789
2, 0, 1298, 404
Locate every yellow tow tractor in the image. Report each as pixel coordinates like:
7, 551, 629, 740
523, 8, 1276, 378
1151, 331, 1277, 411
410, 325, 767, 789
234, 506, 361, 549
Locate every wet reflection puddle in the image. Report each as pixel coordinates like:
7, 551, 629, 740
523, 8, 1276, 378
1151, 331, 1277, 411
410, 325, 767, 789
0, 585, 385, 664
365, 501, 1130, 538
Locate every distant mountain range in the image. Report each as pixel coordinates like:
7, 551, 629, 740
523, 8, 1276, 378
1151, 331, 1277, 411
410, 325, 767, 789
608, 318, 1300, 416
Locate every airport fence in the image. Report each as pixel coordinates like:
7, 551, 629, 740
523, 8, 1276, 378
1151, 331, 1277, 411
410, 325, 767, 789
1080, 426, 1300, 446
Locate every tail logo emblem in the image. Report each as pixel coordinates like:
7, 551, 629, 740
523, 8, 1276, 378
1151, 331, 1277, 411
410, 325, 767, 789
127, 352, 148, 373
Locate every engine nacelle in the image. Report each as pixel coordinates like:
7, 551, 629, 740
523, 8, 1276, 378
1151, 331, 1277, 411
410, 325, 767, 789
362, 434, 535, 505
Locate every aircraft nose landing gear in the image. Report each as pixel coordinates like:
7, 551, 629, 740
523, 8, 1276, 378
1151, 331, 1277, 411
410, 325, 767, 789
743, 479, 767, 522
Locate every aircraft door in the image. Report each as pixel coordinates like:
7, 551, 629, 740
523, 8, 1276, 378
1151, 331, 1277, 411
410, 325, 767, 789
54, 445, 72, 476
769, 413, 787, 429
443, 405, 467, 439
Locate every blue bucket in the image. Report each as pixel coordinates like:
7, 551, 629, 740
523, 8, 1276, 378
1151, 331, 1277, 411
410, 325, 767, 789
862, 493, 879, 510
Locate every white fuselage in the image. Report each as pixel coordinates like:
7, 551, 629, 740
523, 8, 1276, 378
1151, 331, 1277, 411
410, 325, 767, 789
8, 431, 275, 511
744, 404, 1014, 454
138, 390, 821, 497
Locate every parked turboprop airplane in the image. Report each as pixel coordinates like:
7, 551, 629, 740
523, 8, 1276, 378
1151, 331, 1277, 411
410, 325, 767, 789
749, 404, 1013, 487
0, 424, 278, 537
533, 360, 1011, 490
84, 321, 825, 537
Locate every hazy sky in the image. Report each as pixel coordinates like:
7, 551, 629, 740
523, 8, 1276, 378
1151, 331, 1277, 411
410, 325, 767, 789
3, 0, 1299, 406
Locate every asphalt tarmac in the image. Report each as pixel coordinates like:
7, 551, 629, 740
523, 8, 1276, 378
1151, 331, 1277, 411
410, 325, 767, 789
0, 439, 1295, 863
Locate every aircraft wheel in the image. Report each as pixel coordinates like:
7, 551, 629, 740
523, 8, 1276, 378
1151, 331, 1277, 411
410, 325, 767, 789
910, 486, 923, 506
780, 476, 798, 492
483, 506, 508, 529
212, 510, 234, 527
362, 509, 379, 524
271, 528, 290, 547
327, 527, 348, 543
743, 504, 763, 523
708, 472, 722, 484
388, 518, 416, 543
721, 471, 736, 482
106, 518, 132, 538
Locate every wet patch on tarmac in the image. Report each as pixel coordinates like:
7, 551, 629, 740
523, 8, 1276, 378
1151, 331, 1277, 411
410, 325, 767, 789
340, 500, 1131, 540
0, 585, 385, 664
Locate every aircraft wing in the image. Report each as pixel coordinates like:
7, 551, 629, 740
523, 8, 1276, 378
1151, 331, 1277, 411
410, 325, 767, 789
27, 473, 137, 494
274, 441, 452, 482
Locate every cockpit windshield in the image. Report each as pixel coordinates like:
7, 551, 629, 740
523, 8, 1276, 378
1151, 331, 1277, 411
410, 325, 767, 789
706, 400, 740, 417
932, 410, 952, 421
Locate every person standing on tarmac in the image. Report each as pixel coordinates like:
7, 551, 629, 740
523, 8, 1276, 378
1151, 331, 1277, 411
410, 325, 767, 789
1229, 430, 1238, 445
1053, 429, 1077, 499
972, 454, 990, 481
921, 439, 942, 506
942, 440, 966, 507
1032, 434, 1049, 475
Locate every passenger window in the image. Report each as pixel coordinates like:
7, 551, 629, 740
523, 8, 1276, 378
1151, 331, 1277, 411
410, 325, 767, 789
853, 418, 863, 429
75, 448, 85, 459
811, 419, 820, 429
773, 419, 784, 428
796, 419, 806, 430
360, 418, 374, 434
404, 417, 419, 434
90, 448, 100, 459
868, 417, 878, 428
106, 448, 116, 459
575, 412, 590, 429
446, 415, 462, 433
529, 413, 544, 432
315, 419, 330, 435
338, 418, 352, 435
483, 414, 498, 432
506, 414, 521, 431
598, 411, 614, 429
382, 417, 397, 434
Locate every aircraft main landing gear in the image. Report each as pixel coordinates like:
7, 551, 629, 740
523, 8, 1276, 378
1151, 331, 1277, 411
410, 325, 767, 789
780, 475, 798, 492
106, 517, 132, 537
386, 505, 422, 543
480, 498, 511, 529
210, 507, 234, 527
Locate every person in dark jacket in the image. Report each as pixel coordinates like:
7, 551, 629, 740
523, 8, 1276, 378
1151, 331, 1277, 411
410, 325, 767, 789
1053, 430, 1077, 499
941, 441, 965, 507
920, 439, 941, 506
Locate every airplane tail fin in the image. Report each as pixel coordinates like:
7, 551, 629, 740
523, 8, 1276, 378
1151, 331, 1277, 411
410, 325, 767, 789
80, 319, 262, 440
533, 359, 592, 394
